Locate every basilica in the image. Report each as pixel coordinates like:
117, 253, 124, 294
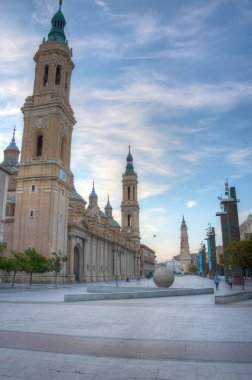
0, 2, 155, 283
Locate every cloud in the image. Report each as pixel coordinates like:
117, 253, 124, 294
32, 0, 56, 26
186, 200, 198, 209
94, 0, 110, 13
87, 81, 252, 111
227, 148, 252, 167
226, 148, 252, 176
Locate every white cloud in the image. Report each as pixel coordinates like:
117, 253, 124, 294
94, 0, 110, 13
32, 0, 56, 26
186, 200, 198, 209
227, 148, 252, 168
87, 81, 252, 111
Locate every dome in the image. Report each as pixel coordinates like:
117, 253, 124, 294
47, 1, 66, 44
69, 188, 85, 203
109, 219, 121, 228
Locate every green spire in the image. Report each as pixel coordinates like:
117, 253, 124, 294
47, 0, 66, 44
124, 145, 136, 176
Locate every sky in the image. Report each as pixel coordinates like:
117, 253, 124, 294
0, 0, 252, 262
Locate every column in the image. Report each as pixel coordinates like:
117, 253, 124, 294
67, 235, 75, 283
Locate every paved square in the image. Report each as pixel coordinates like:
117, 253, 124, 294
0, 275, 252, 379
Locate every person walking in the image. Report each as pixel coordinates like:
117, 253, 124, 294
137, 275, 140, 285
214, 273, 220, 290
115, 275, 119, 286
228, 273, 233, 289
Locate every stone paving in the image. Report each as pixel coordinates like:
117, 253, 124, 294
0, 275, 252, 379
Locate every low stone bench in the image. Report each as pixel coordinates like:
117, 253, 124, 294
215, 291, 252, 304
64, 287, 214, 302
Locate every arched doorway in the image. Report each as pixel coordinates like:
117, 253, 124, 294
74, 246, 80, 282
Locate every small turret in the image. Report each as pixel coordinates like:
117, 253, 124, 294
105, 194, 112, 218
2, 127, 20, 168
89, 182, 98, 207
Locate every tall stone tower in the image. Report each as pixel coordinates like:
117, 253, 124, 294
121, 147, 140, 248
13, 1, 75, 257
179, 216, 191, 272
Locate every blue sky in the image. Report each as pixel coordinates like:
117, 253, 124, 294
0, 0, 252, 261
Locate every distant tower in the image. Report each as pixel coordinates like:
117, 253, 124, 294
121, 146, 140, 248
179, 216, 191, 272
12, 1, 75, 256
2, 128, 20, 168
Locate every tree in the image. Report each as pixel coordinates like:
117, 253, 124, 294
48, 252, 67, 287
189, 265, 198, 273
23, 248, 49, 286
4, 252, 28, 288
221, 234, 252, 289
0, 242, 6, 269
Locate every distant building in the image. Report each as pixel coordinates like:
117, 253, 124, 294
140, 244, 156, 277
190, 253, 198, 268
165, 259, 181, 273
240, 213, 252, 240
0, 167, 10, 243
179, 216, 191, 272
0, 129, 20, 244
215, 246, 223, 264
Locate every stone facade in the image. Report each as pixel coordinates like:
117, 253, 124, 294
1, 3, 145, 284
240, 213, 252, 240
139, 244, 156, 277
0, 167, 10, 243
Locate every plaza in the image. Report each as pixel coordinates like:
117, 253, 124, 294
0, 275, 252, 380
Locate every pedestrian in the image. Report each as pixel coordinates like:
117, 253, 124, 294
228, 273, 233, 289
115, 275, 119, 286
214, 273, 220, 290
137, 275, 140, 285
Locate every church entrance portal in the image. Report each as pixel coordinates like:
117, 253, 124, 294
74, 246, 80, 282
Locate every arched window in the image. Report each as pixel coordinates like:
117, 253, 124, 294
36, 135, 43, 156
65, 72, 68, 91
55, 65, 61, 85
43, 65, 49, 86
60, 137, 66, 162
128, 186, 131, 200
128, 214, 131, 227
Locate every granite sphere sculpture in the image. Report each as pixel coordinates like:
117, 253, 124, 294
153, 267, 175, 288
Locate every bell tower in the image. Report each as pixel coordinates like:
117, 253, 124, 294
121, 146, 140, 248
13, 1, 75, 257
179, 216, 191, 272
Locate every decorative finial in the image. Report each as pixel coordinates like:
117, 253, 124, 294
92, 181, 95, 191
11, 127, 16, 143
108, 194, 110, 202
59, 0, 63, 10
